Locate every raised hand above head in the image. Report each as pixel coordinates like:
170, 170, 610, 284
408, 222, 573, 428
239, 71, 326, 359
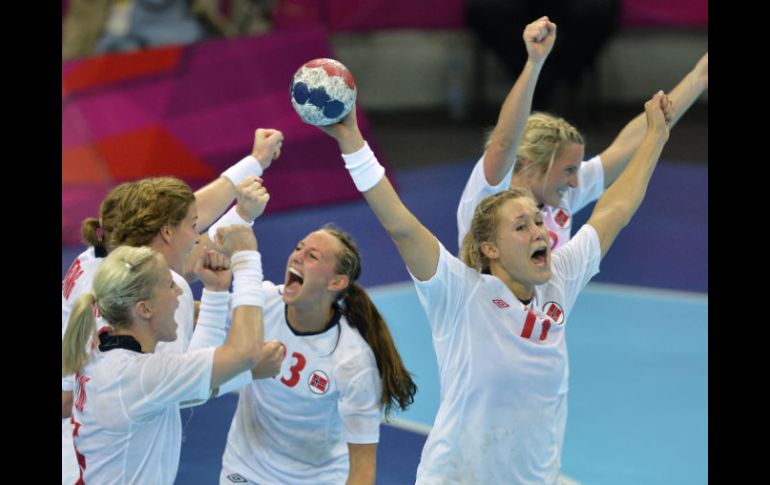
215, 224, 258, 256
252, 128, 284, 171
194, 249, 232, 291
523, 16, 557, 64
317, 107, 364, 153
646, 91, 671, 141
234, 176, 271, 222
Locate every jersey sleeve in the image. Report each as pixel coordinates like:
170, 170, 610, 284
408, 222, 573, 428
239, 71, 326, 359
125, 347, 216, 420
336, 351, 382, 444
563, 155, 605, 214
62, 257, 102, 340
550, 224, 602, 313
409, 241, 479, 339
456, 155, 514, 250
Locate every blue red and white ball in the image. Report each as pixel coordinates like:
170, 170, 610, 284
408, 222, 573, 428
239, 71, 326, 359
290, 58, 357, 126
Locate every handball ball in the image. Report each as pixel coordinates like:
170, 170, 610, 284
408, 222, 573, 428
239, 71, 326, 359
290, 58, 357, 126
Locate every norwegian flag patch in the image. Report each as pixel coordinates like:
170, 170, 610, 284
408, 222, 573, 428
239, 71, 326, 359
308, 370, 330, 394
543, 301, 565, 324
492, 299, 510, 309
554, 209, 570, 228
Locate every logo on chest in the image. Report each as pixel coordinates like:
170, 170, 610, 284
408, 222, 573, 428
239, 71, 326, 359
542, 301, 565, 325
308, 370, 330, 395
492, 298, 510, 309
553, 208, 571, 228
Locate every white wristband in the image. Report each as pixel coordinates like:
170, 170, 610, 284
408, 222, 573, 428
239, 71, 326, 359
341, 142, 385, 192
188, 290, 230, 350
231, 251, 264, 308
222, 155, 263, 186
207, 206, 254, 241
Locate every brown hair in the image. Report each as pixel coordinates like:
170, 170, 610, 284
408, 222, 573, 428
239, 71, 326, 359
110, 177, 195, 247
62, 246, 164, 375
460, 188, 538, 272
322, 224, 417, 419
80, 182, 136, 253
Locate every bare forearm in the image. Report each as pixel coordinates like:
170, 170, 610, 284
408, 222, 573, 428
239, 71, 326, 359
194, 177, 236, 228
62, 391, 73, 419
346, 467, 375, 485
603, 133, 664, 215
362, 178, 439, 281
484, 59, 544, 185
601, 62, 707, 186
346, 443, 377, 485
666, 64, 708, 130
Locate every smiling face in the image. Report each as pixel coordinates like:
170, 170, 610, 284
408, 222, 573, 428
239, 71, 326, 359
483, 197, 552, 297
283, 230, 349, 306
528, 142, 584, 208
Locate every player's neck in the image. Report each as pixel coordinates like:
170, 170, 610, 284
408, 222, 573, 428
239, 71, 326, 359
286, 303, 335, 333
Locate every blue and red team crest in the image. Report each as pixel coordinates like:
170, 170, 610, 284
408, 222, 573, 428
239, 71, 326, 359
308, 370, 330, 395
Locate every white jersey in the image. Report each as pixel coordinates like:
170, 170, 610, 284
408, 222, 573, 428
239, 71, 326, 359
71, 335, 215, 484
222, 281, 381, 485
62, 249, 105, 485
456, 154, 605, 251
62, 250, 197, 484
413, 225, 601, 485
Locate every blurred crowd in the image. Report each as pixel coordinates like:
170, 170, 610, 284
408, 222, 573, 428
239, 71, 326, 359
62, 0, 277, 60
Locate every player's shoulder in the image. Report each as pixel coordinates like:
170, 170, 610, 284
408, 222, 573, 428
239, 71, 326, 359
335, 319, 377, 371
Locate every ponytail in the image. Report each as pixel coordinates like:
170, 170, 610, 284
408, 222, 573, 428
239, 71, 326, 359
62, 293, 98, 376
80, 182, 136, 254
322, 224, 418, 418
342, 283, 417, 419
62, 245, 165, 376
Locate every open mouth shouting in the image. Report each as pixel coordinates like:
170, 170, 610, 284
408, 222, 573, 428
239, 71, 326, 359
284, 267, 304, 296
530, 246, 549, 268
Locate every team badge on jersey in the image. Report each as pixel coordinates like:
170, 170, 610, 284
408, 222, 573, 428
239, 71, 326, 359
492, 299, 510, 309
542, 301, 565, 325
225, 473, 248, 483
554, 208, 571, 228
308, 370, 330, 394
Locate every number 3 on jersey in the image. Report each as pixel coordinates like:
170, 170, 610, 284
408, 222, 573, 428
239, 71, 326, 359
280, 351, 306, 387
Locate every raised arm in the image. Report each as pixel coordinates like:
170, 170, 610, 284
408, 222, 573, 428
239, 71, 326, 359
194, 128, 283, 228
599, 53, 707, 186
483, 16, 556, 185
319, 109, 440, 281
183, 175, 271, 282
208, 225, 266, 389
588, 91, 670, 257
346, 443, 377, 485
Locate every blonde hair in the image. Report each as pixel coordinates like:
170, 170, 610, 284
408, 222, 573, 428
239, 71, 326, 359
110, 177, 195, 248
484, 112, 584, 182
460, 188, 538, 272
62, 246, 165, 375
